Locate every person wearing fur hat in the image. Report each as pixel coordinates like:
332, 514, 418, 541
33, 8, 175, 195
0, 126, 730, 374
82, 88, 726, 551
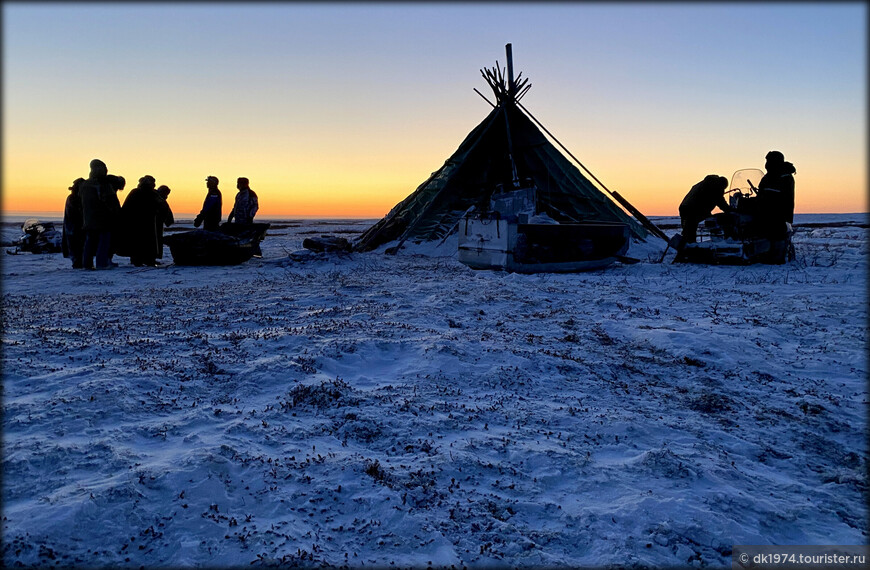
678, 174, 731, 244
120, 175, 169, 267
194, 176, 222, 231
62, 178, 86, 268
79, 159, 115, 269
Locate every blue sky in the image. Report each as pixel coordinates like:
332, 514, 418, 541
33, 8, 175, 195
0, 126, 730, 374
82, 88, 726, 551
3, 2, 866, 215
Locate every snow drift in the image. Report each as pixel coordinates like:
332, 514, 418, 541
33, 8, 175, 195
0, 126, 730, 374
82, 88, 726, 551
2, 215, 867, 567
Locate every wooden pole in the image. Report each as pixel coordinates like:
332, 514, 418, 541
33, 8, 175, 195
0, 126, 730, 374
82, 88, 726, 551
473, 88, 496, 108
516, 100, 670, 241
516, 83, 532, 102
506, 43, 515, 98
385, 110, 505, 254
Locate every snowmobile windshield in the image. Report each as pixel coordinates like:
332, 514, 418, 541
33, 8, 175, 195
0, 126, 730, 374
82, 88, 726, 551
729, 169, 764, 196
22, 218, 41, 233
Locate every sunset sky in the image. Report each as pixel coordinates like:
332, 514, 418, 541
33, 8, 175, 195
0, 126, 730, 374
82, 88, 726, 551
2, 2, 866, 218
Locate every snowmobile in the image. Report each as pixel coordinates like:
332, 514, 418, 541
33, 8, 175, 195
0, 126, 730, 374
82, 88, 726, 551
674, 168, 795, 265
7, 219, 63, 254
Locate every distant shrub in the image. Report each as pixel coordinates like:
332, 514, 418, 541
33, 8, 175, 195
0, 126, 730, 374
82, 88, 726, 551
364, 459, 388, 482
281, 378, 354, 410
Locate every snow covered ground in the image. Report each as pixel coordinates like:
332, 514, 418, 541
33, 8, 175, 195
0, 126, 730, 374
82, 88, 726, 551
2, 214, 867, 568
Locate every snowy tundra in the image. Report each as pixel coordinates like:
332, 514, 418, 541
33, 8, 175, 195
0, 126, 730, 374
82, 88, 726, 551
2, 214, 867, 568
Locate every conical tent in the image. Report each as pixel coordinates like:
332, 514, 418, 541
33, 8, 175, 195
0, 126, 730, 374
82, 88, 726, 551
354, 50, 654, 253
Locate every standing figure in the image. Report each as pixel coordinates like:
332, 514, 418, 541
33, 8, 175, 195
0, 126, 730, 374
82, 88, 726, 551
106, 175, 126, 264
678, 174, 730, 244
757, 150, 796, 227
62, 178, 86, 268
79, 159, 115, 269
227, 177, 263, 257
227, 177, 259, 224
194, 176, 222, 231
155, 185, 174, 262
121, 175, 162, 267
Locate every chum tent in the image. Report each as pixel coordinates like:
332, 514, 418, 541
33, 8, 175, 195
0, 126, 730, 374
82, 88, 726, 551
354, 45, 667, 253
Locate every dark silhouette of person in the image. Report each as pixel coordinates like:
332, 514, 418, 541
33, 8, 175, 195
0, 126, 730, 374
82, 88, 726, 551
62, 178, 86, 268
757, 150, 796, 226
227, 177, 259, 224
737, 150, 796, 243
106, 174, 126, 264
155, 185, 174, 262
79, 159, 116, 269
194, 176, 222, 231
678, 174, 730, 243
121, 175, 172, 267
227, 177, 263, 257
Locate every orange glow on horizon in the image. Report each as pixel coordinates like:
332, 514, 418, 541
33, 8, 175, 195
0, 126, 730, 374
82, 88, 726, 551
3, 4, 865, 223
2, 138, 866, 219
1, 183, 408, 220
4, 176, 865, 220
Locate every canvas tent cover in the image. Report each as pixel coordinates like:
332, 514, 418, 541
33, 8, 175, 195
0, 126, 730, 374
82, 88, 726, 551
354, 102, 648, 252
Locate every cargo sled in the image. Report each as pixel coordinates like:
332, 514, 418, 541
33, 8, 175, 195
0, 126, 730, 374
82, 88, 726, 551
675, 169, 794, 265
163, 222, 269, 266
302, 235, 352, 253
458, 185, 630, 273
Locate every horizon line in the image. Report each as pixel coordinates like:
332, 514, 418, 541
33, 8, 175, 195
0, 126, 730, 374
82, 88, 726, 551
2, 211, 867, 221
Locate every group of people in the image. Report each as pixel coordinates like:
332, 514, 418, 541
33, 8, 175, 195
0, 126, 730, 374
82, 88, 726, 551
62, 159, 173, 269
678, 150, 796, 244
62, 159, 260, 269
63, 153, 792, 268
192, 175, 259, 231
